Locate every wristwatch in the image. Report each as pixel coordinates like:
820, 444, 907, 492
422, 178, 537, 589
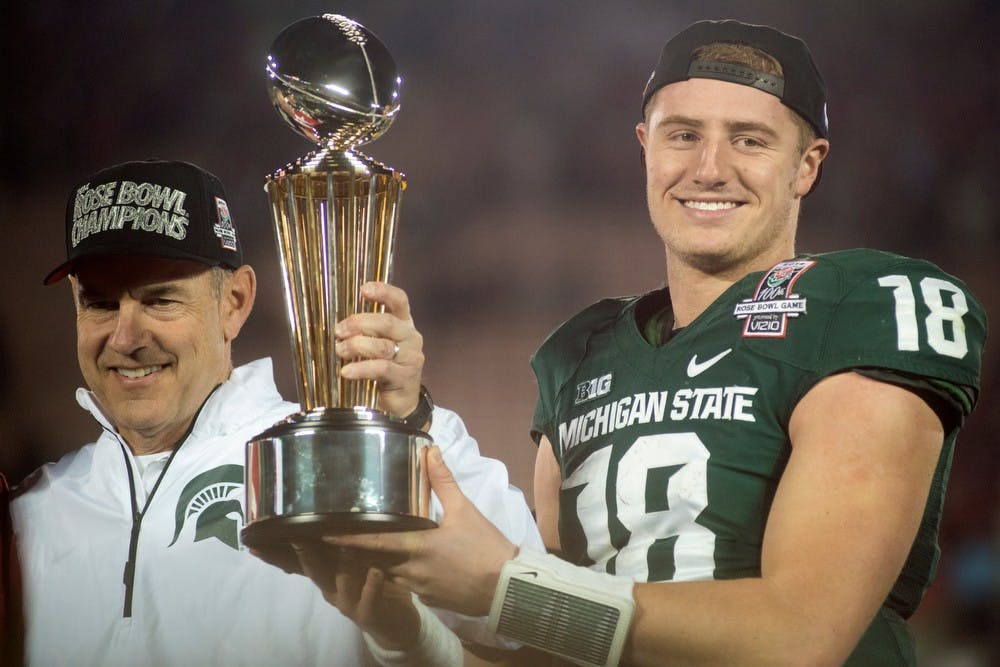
401, 385, 433, 430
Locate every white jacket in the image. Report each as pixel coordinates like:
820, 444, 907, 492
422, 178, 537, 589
12, 358, 542, 666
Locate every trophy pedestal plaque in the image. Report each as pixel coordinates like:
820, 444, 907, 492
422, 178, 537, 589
242, 14, 432, 546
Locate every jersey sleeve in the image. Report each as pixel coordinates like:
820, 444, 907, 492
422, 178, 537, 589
750, 250, 985, 421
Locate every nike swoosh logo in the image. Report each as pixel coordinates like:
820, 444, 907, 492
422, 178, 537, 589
686, 348, 733, 378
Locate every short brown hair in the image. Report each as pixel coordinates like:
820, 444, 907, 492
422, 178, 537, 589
692, 41, 817, 155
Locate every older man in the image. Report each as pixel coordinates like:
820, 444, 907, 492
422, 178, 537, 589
11, 158, 542, 666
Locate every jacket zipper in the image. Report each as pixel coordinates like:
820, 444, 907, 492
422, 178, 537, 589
114, 387, 218, 618
118, 440, 182, 618
121, 504, 141, 617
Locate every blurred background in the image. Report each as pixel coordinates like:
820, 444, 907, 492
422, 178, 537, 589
1, 1, 996, 662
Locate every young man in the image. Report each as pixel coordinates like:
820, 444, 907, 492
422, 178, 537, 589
11, 159, 542, 666
330, 20, 986, 666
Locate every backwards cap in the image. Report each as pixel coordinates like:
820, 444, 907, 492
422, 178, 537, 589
44, 159, 242, 285
642, 19, 829, 139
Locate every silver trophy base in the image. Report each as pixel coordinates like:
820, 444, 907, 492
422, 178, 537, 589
242, 408, 435, 547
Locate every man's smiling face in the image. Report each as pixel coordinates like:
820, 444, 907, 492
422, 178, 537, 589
636, 77, 826, 277
71, 257, 233, 453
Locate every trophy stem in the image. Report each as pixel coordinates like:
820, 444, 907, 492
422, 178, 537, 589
269, 181, 311, 408
365, 174, 402, 408
267, 149, 404, 413
340, 166, 360, 408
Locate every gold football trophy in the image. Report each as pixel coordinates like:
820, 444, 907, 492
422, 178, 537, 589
242, 14, 434, 546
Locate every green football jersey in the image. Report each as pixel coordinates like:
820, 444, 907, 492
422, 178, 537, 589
530, 249, 985, 665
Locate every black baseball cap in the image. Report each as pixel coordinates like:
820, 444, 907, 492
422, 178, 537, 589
642, 20, 829, 139
44, 159, 243, 285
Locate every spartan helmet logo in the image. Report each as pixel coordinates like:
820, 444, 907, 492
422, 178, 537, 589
169, 465, 245, 551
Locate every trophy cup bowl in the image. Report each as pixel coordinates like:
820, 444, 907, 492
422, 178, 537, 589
264, 14, 400, 147
242, 15, 434, 548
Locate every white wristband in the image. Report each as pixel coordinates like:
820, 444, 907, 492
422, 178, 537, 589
362, 596, 463, 667
488, 549, 635, 667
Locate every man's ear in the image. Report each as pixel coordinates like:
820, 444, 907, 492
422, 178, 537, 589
221, 265, 256, 342
796, 138, 830, 197
636, 122, 649, 169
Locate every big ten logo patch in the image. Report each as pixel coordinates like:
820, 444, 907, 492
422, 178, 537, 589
575, 372, 613, 405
